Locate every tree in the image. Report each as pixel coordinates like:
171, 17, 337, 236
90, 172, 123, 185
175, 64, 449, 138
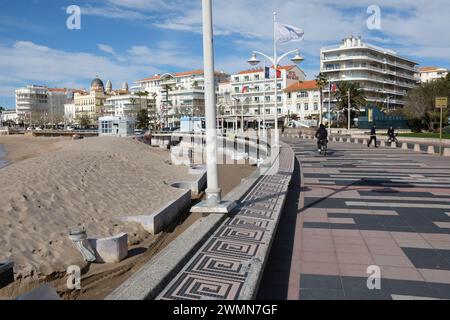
334, 82, 367, 126
403, 76, 450, 132
315, 73, 328, 125
79, 115, 91, 129
136, 109, 149, 129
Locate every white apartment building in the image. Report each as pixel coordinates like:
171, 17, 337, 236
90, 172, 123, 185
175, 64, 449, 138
284, 80, 322, 121
134, 70, 229, 118
227, 66, 307, 123
64, 102, 76, 123
416, 67, 449, 83
1, 110, 18, 124
103, 94, 148, 118
16, 85, 72, 122
320, 36, 418, 110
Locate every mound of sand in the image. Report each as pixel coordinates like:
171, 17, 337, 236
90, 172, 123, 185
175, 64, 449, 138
0, 136, 194, 283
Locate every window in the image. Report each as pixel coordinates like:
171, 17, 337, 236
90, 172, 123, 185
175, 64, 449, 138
265, 109, 271, 114
304, 103, 309, 111
234, 77, 239, 82
297, 103, 301, 111
265, 96, 271, 102
277, 83, 282, 89
234, 87, 240, 93
297, 91, 308, 98
254, 97, 260, 102
287, 92, 292, 99
254, 108, 260, 114
277, 108, 282, 114
101, 121, 113, 134
255, 75, 260, 80
244, 76, 250, 81
277, 96, 282, 102
314, 103, 318, 111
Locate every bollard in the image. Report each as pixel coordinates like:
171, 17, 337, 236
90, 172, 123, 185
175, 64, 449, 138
391, 142, 397, 148
363, 139, 368, 145
427, 145, 435, 154
444, 148, 450, 157
354, 138, 359, 144
380, 140, 386, 147
339, 137, 344, 142
402, 143, 408, 150
414, 144, 421, 152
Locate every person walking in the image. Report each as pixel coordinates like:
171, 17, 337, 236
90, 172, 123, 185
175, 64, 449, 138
367, 124, 378, 148
315, 124, 328, 152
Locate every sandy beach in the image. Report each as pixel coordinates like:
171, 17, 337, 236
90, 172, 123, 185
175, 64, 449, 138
0, 135, 195, 297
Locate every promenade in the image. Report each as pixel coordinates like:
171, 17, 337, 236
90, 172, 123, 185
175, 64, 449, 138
258, 137, 450, 300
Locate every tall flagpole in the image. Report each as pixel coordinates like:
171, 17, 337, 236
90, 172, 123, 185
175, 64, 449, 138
328, 82, 332, 134
273, 12, 279, 146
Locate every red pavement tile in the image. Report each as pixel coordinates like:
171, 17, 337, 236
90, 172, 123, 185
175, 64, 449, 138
301, 251, 338, 264
381, 266, 425, 282
328, 218, 355, 224
427, 241, 450, 250
331, 229, 362, 237
373, 254, 415, 268
394, 238, 432, 249
338, 263, 370, 277
335, 244, 370, 254
301, 228, 332, 236
367, 244, 405, 256
337, 252, 374, 265
300, 261, 340, 276
390, 232, 425, 241
364, 237, 398, 246
421, 233, 450, 242
333, 236, 365, 245
360, 230, 392, 238
302, 242, 336, 253
419, 269, 450, 284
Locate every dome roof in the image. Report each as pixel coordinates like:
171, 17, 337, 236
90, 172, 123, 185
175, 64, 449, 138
91, 77, 104, 90
122, 82, 129, 91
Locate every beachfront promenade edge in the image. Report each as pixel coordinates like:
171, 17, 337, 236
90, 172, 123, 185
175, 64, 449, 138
106, 135, 296, 300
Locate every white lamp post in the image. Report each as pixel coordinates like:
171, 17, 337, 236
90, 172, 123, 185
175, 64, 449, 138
191, 0, 235, 214
247, 13, 304, 146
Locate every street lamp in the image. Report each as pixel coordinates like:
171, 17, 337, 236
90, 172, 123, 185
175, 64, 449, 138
247, 48, 304, 146
191, 0, 235, 214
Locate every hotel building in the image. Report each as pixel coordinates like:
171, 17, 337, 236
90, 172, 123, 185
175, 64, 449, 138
15, 85, 72, 123
416, 67, 449, 83
320, 36, 418, 110
226, 65, 307, 123
284, 80, 322, 122
134, 70, 229, 119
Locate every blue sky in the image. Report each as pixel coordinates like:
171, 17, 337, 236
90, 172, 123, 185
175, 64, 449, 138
1, 0, 449, 109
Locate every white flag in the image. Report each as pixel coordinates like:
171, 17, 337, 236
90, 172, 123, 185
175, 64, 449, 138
275, 22, 304, 44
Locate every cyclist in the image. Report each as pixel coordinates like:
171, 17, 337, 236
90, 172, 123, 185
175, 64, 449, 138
315, 124, 328, 152
387, 126, 398, 144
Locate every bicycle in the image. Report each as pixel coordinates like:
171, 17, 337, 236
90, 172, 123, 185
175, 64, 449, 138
318, 139, 328, 156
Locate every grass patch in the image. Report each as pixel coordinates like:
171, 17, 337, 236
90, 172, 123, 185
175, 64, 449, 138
398, 132, 450, 140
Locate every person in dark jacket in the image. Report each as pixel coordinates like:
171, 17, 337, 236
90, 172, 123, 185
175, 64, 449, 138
315, 124, 328, 151
367, 124, 378, 148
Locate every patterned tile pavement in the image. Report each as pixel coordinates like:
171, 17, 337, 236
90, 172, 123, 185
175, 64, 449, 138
157, 144, 295, 300
258, 137, 450, 300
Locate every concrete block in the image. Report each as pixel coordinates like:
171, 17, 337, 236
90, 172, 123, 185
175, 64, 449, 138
363, 139, 368, 145
0, 261, 14, 289
391, 142, 397, 148
339, 137, 344, 142
380, 140, 386, 147
88, 233, 128, 263
16, 284, 61, 300
402, 143, 408, 150
354, 138, 359, 144
414, 144, 421, 152
444, 148, 450, 157
119, 190, 191, 235
427, 145, 435, 154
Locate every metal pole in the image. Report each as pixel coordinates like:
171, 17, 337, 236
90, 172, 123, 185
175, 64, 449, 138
241, 100, 244, 133
202, 0, 221, 204
263, 62, 266, 136
440, 106, 443, 156
348, 89, 351, 132
328, 82, 331, 135
273, 12, 279, 146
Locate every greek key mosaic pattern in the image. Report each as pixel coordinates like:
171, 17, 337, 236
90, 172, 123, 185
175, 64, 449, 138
158, 145, 294, 300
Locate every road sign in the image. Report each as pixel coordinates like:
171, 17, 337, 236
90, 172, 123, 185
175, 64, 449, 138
436, 97, 448, 109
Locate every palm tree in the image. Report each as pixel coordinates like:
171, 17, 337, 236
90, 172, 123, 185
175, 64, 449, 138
335, 82, 367, 127
315, 73, 328, 125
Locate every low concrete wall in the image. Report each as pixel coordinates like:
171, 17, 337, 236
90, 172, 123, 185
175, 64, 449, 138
118, 190, 191, 235
0, 261, 14, 289
88, 233, 128, 263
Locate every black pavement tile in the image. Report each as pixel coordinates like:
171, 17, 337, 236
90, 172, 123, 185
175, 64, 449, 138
402, 248, 450, 271
344, 290, 392, 300
299, 289, 346, 300
300, 274, 343, 291
385, 279, 447, 299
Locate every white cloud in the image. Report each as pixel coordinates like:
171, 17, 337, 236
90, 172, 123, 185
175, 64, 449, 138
98, 44, 115, 55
